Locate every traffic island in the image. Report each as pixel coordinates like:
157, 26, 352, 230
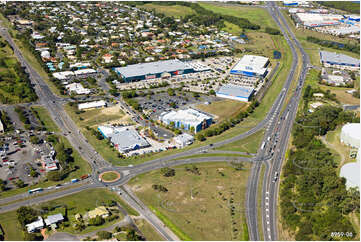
99, 171, 121, 183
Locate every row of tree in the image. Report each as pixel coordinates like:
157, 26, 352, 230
306, 36, 360, 54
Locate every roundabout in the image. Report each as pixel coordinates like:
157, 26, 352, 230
99, 171, 121, 183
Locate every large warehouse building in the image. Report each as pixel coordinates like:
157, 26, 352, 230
114, 59, 194, 82
230, 55, 270, 77
216, 84, 254, 102
295, 13, 343, 28
320, 51, 360, 70
98, 125, 149, 154
160, 108, 213, 133
339, 123, 360, 188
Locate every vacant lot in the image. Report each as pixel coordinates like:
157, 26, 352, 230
129, 162, 251, 241
196, 99, 248, 122
137, 3, 195, 17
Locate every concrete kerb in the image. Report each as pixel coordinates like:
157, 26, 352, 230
99, 171, 122, 183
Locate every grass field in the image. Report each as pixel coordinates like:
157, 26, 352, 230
31, 106, 60, 132
128, 162, 251, 240
216, 129, 265, 154
0, 188, 128, 240
199, 2, 277, 30
257, 163, 265, 240
195, 99, 248, 122
135, 219, 165, 241
137, 3, 195, 17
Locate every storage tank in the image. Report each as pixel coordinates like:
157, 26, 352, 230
340, 123, 360, 148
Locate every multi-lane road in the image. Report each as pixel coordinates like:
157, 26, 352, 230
0, 3, 310, 240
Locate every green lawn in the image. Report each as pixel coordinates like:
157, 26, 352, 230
0, 188, 128, 240
31, 106, 60, 132
137, 3, 195, 17
101, 171, 119, 182
199, 2, 277, 30
257, 163, 265, 240
216, 129, 265, 154
128, 162, 251, 241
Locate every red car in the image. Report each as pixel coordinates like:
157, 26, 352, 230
8, 177, 14, 181
39, 169, 45, 172
16, 148, 20, 152
3, 159, 8, 162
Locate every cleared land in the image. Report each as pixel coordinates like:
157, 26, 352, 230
195, 99, 248, 122
137, 3, 195, 17
0, 188, 129, 240
216, 129, 265, 154
128, 162, 251, 241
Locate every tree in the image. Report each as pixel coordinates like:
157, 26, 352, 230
96, 231, 112, 240
29, 136, 40, 144
0, 179, 6, 191
160, 167, 176, 177
47, 171, 62, 181
14, 179, 25, 188
89, 215, 105, 226
196, 133, 205, 141
16, 206, 38, 227
126, 229, 144, 241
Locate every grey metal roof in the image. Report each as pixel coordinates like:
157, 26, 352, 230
114, 59, 191, 78
320, 51, 360, 66
216, 84, 254, 98
110, 128, 149, 151
45, 213, 64, 225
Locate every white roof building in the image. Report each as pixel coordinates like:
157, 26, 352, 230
160, 108, 213, 133
97, 125, 150, 153
65, 83, 91, 95
53, 71, 75, 80
78, 100, 106, 110
230, 55, 269, 77
26, 216, 44, 233
173, 133, 194, 148
44, 213, 64, 226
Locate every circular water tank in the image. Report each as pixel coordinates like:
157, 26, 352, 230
340, 123, 361, 148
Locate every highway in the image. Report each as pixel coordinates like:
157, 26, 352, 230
248, 2, 310, 241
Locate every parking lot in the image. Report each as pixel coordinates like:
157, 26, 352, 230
134, 89, 218, 121
0, 129, 54, 189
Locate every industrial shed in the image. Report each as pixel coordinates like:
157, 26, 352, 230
114, 59, 194, 82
